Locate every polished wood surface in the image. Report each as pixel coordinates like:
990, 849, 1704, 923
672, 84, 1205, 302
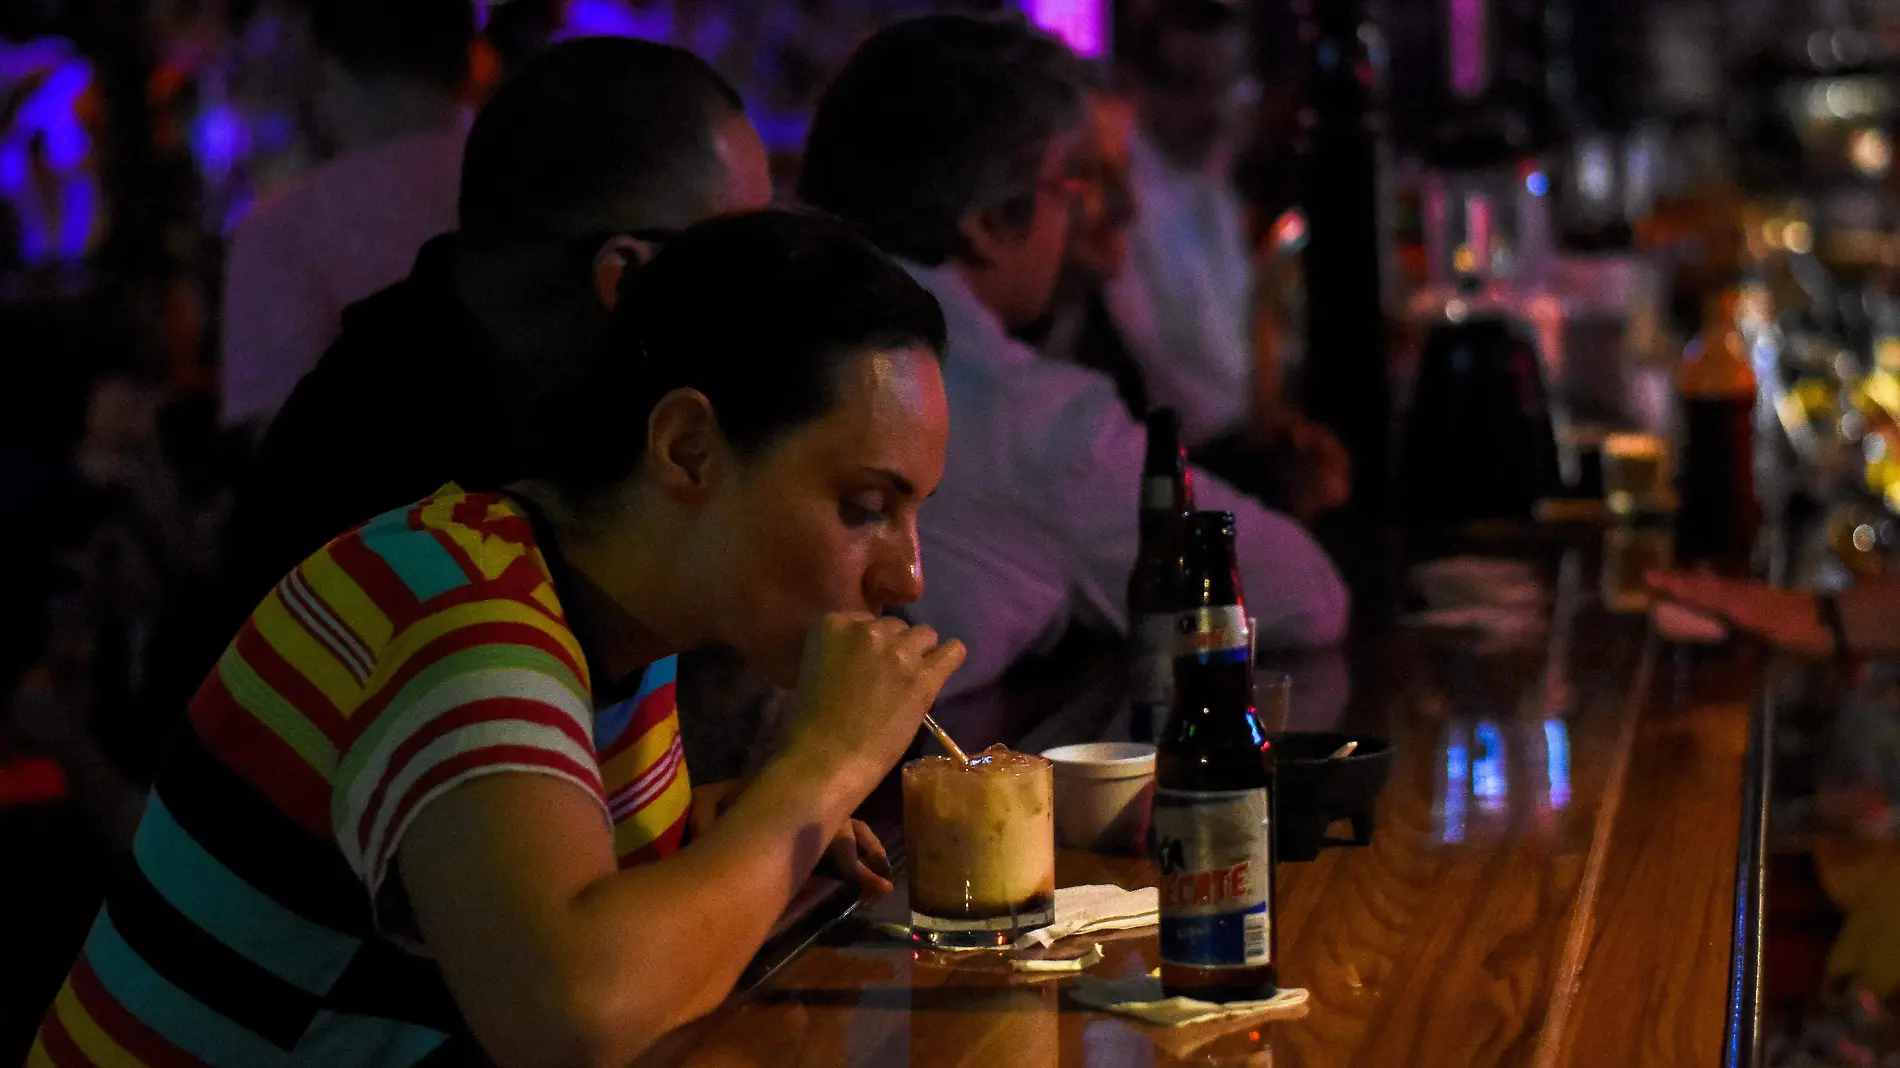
649, 550, 1761, 1068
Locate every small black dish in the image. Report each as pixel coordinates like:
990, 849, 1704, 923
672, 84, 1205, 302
1269, 732, 1394, 862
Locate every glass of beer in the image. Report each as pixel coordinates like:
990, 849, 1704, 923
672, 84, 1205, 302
1601, 432, 1668, 517
903, 747, 1055, 949
1602, 522, 1672, 613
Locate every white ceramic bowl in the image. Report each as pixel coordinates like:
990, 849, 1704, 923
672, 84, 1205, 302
1041, 742, 1156, 854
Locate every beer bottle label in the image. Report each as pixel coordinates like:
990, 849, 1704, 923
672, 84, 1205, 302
1142, 476, 1176, 511
1178, 605, 1250, 664
1152, 787, 1273, 969
1130, 612, 1176, 740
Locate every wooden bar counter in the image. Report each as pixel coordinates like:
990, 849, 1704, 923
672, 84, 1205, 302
645, 544, 1768, 1068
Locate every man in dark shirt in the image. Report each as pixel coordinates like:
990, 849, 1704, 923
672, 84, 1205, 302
196, 38, 776, 780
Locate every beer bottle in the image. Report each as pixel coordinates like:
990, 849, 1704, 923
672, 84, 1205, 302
1153, 511, 1278, 1002
1128, 408, 1193, 743
1675, 291, 1760, 571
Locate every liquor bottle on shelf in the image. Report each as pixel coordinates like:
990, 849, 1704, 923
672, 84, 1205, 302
1675, 291, 1761, 571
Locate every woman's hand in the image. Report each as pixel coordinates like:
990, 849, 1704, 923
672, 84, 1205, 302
776, 613, 965, 793
824, 819, 893, 896
689, 779, 748, 838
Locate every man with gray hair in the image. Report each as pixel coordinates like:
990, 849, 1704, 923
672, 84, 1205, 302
800, 14, 1347, 702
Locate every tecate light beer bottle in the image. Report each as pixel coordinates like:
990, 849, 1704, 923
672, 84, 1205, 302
1128, 408, 1193, 744
1152, 511, 1278, 1002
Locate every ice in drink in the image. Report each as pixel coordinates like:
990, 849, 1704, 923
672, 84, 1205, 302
903, 746, 1055, 949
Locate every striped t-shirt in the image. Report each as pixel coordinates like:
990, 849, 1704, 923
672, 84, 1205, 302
32, 486, 693, 1067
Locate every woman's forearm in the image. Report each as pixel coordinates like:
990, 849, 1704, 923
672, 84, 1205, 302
567, 751, 866, 1045
402, 751, 875, 1068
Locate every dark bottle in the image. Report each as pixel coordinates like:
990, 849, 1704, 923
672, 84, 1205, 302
1400, 298, 1564, 526
1153, 512, 1278, 1002
1128, 409, 1193, 744
1676, 292, 1760, 572
1299, 0, 1391, 521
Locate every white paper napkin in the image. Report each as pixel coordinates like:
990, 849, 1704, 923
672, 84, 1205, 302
1070, 973, 1309, 1027
1009, 942, 1104, 974
1012, 884, 1159, 950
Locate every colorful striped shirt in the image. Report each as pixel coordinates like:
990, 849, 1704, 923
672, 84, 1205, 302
31, 486, 692, 1067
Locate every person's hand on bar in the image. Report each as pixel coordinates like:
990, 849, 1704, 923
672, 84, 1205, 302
399, 612, 961, 1068
1646, 571, 1832, 656
1644, 570, 1900, 660
1277, 416, 1353, 524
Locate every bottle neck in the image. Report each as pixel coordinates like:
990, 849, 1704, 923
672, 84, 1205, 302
1138, 509, 1181, 549
1182, 563, 1244, 612
1142, 472, 1190, 515
1680, 329, 1756, 400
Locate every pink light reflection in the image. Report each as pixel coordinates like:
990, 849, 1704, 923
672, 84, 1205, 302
1024, 0, 1106, 58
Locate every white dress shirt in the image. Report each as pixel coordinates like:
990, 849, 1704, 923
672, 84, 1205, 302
220, 127, 465, 429
907, 262, 1348, 701
1103, 129, 1256, 447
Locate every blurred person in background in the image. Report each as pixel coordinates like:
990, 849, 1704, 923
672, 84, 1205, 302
1112, 0, 1350, 523
1021, 89, 1149, 413
218, 0, 475, 434
799, 14, 1348, 703
205, 37, 776, 789
1, 46, 784, 997
31, 210, 963, 1068
1110, 0, 1252, 446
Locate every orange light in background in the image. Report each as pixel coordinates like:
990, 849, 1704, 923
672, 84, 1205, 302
1850, 127, 1892, 177
1784, 220, 1815, 255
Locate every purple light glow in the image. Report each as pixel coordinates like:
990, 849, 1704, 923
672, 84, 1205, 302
190, 104, 247, 186
0, 41, 100, 265
1449, 0, 1486, 97
1023, 0, 1106, 58
558, 0, 673, 42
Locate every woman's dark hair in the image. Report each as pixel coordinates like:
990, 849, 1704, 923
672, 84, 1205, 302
534, 210, 948, 499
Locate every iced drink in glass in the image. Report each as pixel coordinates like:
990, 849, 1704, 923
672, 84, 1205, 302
902, 746, 1055, 949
